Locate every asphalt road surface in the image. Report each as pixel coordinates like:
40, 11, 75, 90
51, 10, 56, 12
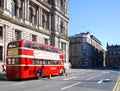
0, 68, 119, 91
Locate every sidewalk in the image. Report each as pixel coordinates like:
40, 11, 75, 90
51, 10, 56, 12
113, 75, 120, 91
0, 72, 6, 80
68, 68, 88, 73
0, 62, 3, 72
0, 62, 6, 80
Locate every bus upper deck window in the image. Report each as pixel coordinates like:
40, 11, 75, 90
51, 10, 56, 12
32, 44, 38, 49
51, 48, 55, 52
57, 50, 62, 53
39, 46, 45, 50
24, 42, 31, 48
46, 47, 51, 52
59, 50, 62, 53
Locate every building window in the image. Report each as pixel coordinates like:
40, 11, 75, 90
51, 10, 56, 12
60, 20, 65, 34
29, 7, 33, 23
15, 30, 22, 40
0, 27, 3, 40
19, 0, 23, 18
44, 38, 49, 44
81, 44, 87, 51
61, 42, 66, 51
44, 0, 52, 4
11, 0, 23, 18
42, 10, 49, 29
60, 21, 63, 33
60, 0, 65, 12
83, 38, 87, 42
56, 15, 59, 32
118, 51, 120, 54
61, 42, 66, 62
109, 51, 111, 54
29, 2, 38, 25
11, 0, 16, 16
0, 46, 2, 61
114, 51, 116, 54
0, 0, 2, 7
32, 34, 37, 42
0, 0, 4, 12
57, 0, 60, 8
82, 52, 87, 57
34, 9, 37, 25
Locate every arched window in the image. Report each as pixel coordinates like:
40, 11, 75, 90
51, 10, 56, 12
42, 13, 47, 22
34, 6, 38, 25
42, 11, 49, 29
19, 0, 23, 18
29, 4, 38, 25
60, 0, 64, 11
11, 0, 16, 16
29, 7, 33, 23
60, 20, 64, 33
45, 0, 52, 4
0, 0, 4, 9
11, 0, 23, 18
57, 0, 60, 8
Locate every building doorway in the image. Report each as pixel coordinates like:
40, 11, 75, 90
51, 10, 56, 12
0, 46, 2, 61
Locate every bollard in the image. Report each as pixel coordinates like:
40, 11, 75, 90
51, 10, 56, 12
48, 74, 51, 79
66, 72, 68, 76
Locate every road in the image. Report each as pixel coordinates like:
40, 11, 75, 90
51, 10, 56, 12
0, 68, 120, 91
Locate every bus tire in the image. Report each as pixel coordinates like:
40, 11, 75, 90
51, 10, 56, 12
36, 69, 42, 79
60, 68, 65, 76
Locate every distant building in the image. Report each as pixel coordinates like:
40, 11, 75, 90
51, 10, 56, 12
106, 44, 120, 68
69, 32, 104, 68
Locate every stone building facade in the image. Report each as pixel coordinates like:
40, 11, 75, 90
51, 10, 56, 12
69, 32, 104, 68
106, 44, 120, 68
0, 0, 69, 69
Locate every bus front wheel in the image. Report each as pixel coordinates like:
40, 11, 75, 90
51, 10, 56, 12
36, 70, 42, 79
60, 68, 65, 76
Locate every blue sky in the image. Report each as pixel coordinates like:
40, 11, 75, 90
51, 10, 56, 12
68, 0, 120, 50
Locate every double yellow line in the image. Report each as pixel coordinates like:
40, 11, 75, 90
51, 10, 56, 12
113, 75, 120, 91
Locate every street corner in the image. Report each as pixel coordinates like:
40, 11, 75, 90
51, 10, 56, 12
112, 75, 120, 91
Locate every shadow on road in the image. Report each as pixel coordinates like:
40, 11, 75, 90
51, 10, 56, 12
71, 67, 120, 71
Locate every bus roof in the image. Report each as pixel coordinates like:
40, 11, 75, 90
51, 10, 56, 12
8, 39, 62, 50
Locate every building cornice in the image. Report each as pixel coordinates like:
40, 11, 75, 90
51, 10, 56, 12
51, 32, 69, 41
53, 7, 69, 20
0, 14, 51, 36
35, 0, 52, 11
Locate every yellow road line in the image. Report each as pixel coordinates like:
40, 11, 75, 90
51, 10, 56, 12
113, 75, 120, 91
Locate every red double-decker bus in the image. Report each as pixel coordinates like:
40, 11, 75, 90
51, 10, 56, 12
6, 39, 65, 79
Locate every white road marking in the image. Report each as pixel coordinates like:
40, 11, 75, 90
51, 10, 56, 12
97, 79, 103, 84
102, 71, 109, 74
61, 82, 81, 90
86, 76, 95, 80
63, 76, 77, 80
97, 79, 110, 84
13, 82, 25, 86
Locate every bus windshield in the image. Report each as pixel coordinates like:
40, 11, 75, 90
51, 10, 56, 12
8, 42, 20, 48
